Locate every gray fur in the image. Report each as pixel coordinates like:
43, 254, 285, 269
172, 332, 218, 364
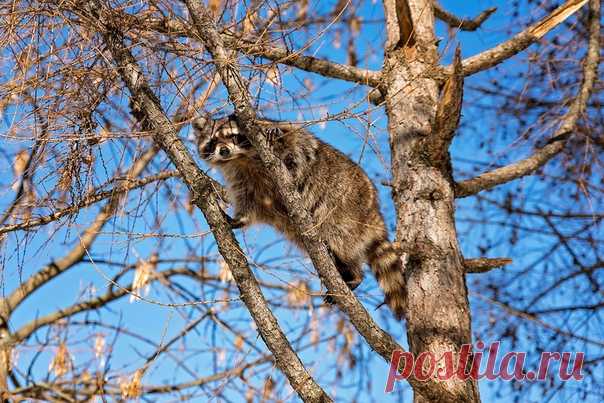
194, 115, 406, 318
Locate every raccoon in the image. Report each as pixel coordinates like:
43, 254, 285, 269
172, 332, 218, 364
193, 114, 406, 319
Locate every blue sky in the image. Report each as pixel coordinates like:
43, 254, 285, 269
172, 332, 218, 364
1, 0, 601, 401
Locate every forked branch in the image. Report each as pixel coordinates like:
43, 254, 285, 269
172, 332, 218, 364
76, 1, 332, 401
142, 15, 381, 87
455, 0, 600, 198
434, 4, 496, 31
4, 147, 159, 314
184, 1, 466, 401
447, 0, 589, 77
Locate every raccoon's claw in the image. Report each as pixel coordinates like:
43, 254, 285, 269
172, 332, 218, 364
227, 215, 247, 229
323, 293, 336, 305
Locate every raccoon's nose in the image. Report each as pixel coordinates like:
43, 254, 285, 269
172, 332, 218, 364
219, 146, 230, 157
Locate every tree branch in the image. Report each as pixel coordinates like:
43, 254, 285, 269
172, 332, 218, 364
183, 1, 462, 400
0, 170, 178, 235
433, 4, 496, 31
223, 33, 382, 87
446, 0, 588, 77
10, 267, 213, 343
455, 0, 599, 198
3, 147, 159, 316
143, 16, 381, 87
464, 257, 513, 273
78, 2, 332, 401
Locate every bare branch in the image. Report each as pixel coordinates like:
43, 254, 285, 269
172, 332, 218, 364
455, 0, 600, 198
14, 282, 132, 343
464, 257, 513, 273
475, 293, 604, 348
0, 170, 177, 235
144, 357, 271, 394
434, 4, 496, 31
223, 33, 382, 87
143, 16, 381, 87
12, 357, 271, 399
3, 147, 159, 315
79, 2, 332, 401
447, 0, 588, 77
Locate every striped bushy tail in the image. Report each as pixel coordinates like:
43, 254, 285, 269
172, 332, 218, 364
367, 238, 406, 320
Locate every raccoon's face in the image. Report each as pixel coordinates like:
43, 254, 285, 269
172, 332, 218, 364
193, 115, 254, 164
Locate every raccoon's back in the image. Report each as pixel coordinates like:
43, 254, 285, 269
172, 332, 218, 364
296, 141, 385, 239
218, 132, 386, 243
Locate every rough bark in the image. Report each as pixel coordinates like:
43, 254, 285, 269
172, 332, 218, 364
383, 0, 480, 401
77, 2, 332, 401
182, 1, 471, 401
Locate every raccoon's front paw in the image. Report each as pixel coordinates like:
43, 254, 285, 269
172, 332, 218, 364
323, 279, 362, 305
323, 293, 336, 305
227, 215, 249, 229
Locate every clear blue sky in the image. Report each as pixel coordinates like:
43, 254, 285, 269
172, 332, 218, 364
1, 0, 600, 401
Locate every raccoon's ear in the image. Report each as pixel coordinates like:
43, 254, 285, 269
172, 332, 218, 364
227, 113, 241, 128
192, 116, 207, 131
192, 116, 211, 138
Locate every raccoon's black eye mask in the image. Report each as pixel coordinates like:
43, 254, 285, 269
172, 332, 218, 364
232, 134, 252, 149
201, 138, 217, 158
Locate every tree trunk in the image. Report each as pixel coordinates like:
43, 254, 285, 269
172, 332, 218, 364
383, 1, 480, 401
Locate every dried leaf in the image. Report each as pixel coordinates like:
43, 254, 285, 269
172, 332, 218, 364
218, 259, 233, 283
287, 281, 310, 307
94, 333, 105, 359
57, 165, 73, 193
266, 65, 281, 87
217, 348, 226, 365
243, 11, 256, 34
262, 376, 275, 401
303, 78, 314, 91
130, 253, 158, 302
13, 150, 29, 178
81, 369, 92, 383
297, 0, 308, 20
246, 388, 255, 403
49, 343, 72, 377
81, 152, 94, 165
350, 16, 361, 36
209, 0, 222, 15
336, 318, 345, 334
120, 369, 143, 399
234, 335, 245, 351
185, 193, 195, 215
332, 31, 342, 49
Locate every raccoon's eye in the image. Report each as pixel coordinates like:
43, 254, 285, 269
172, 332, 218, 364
201, 138, 217, 157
